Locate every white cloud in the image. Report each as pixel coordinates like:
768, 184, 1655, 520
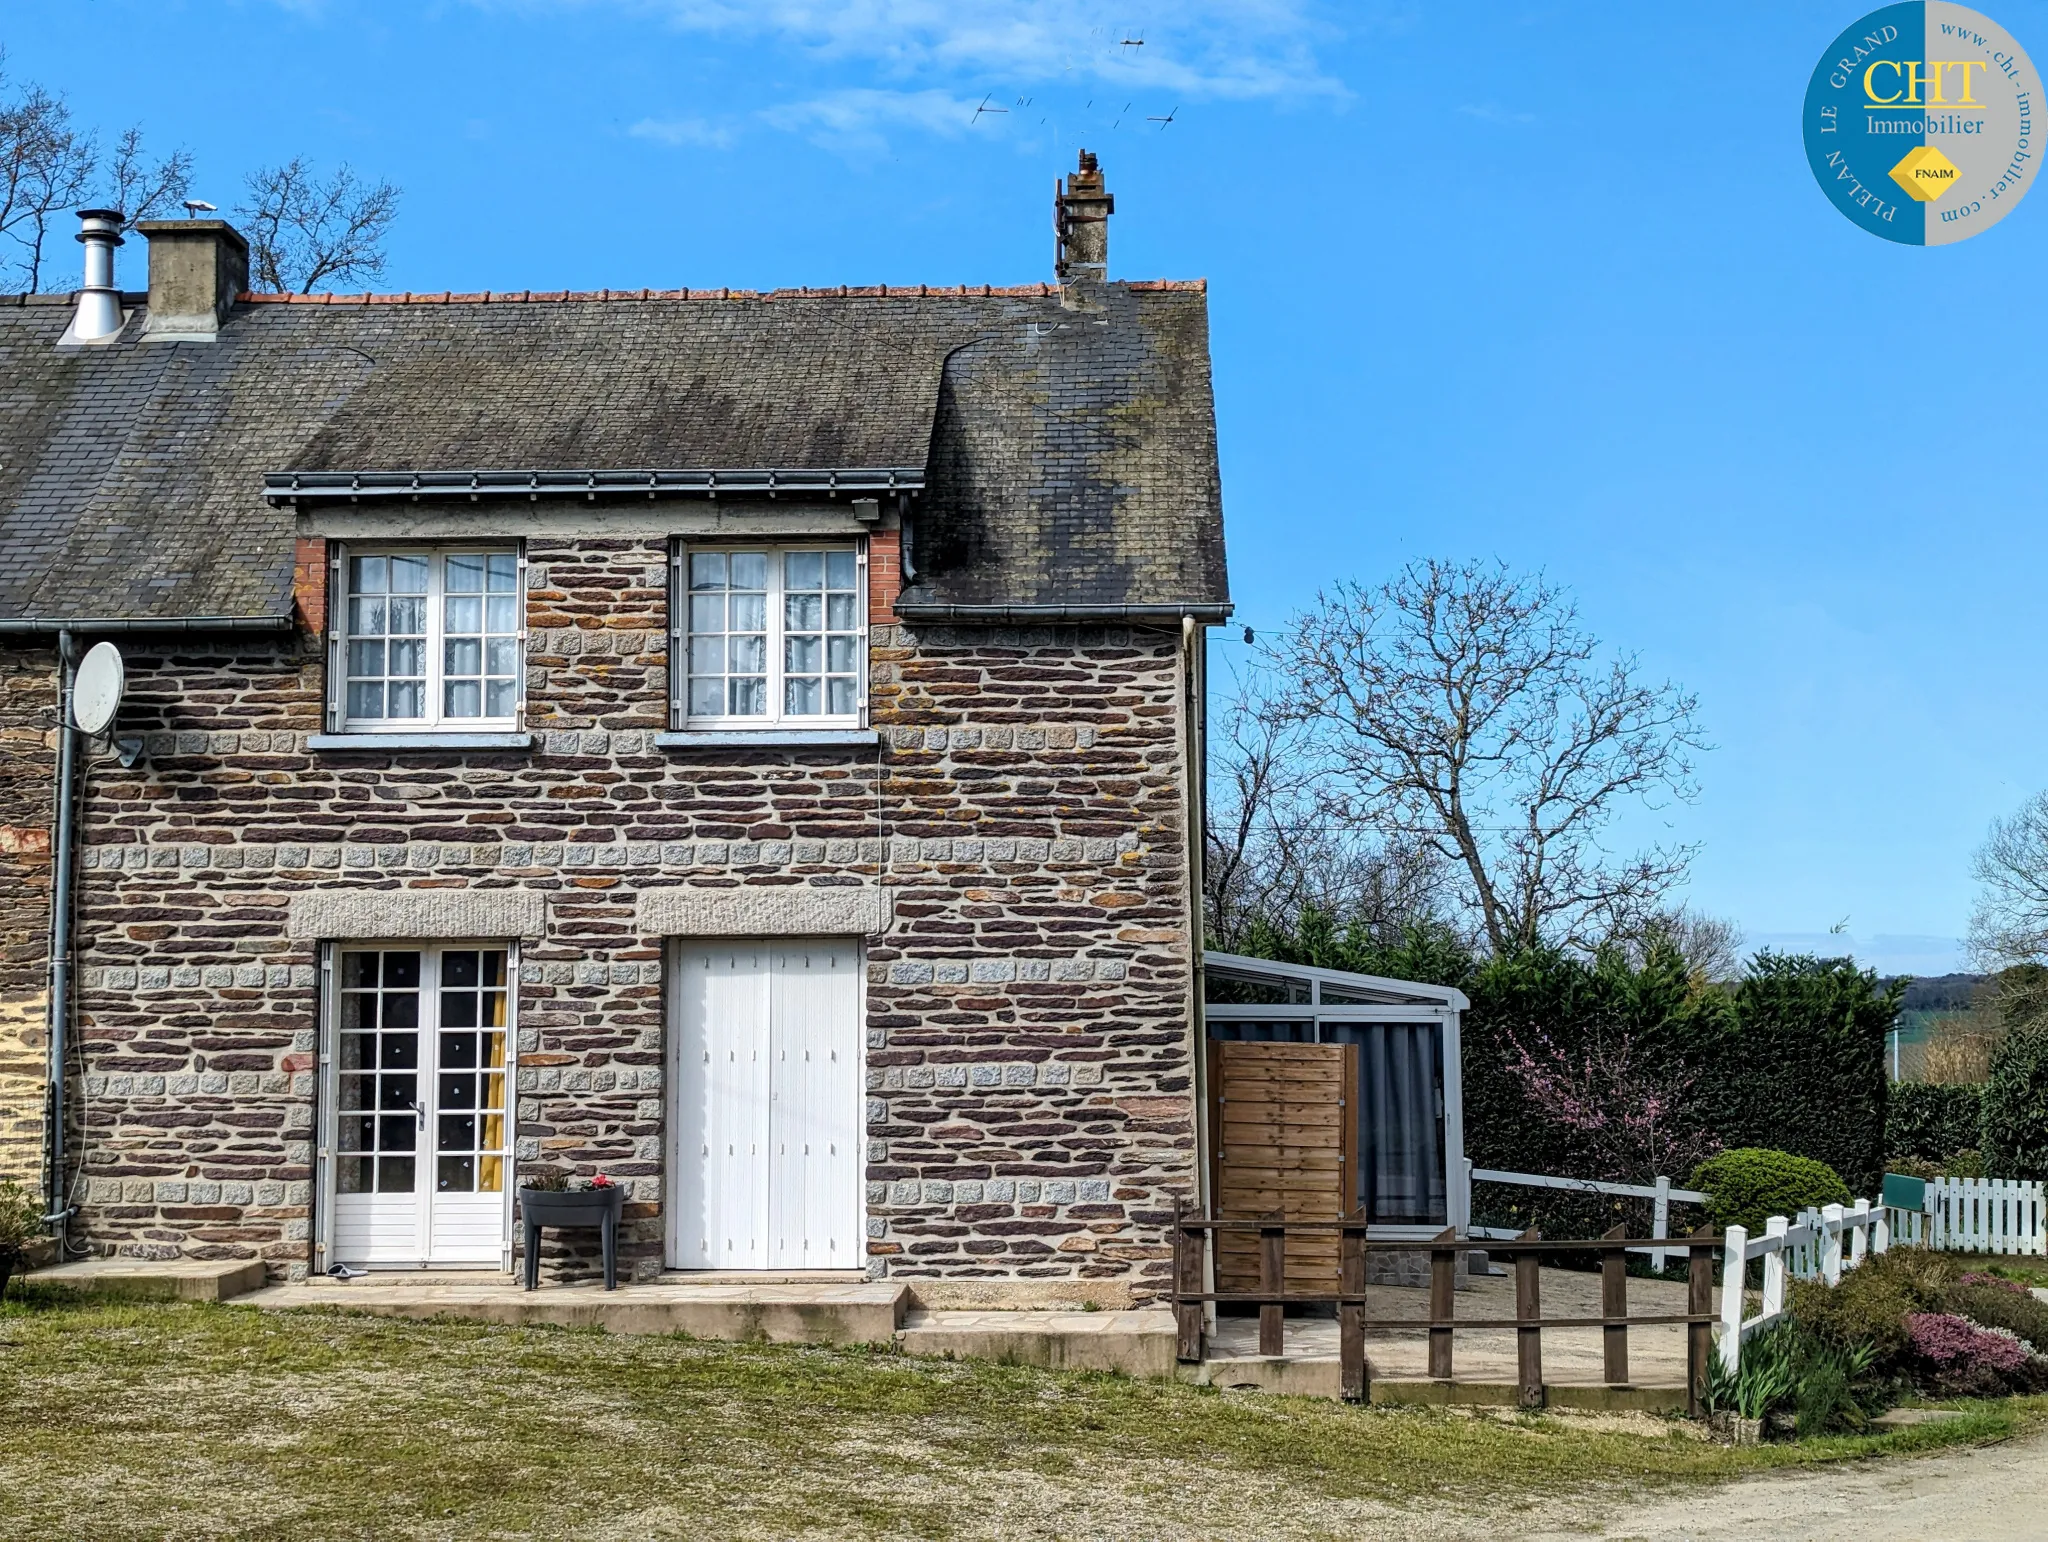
577, 1, 1343, 102
758, 88, 988, 156
628, 117, 739, 150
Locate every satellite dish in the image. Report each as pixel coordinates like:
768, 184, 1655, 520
72, 641, 125, 736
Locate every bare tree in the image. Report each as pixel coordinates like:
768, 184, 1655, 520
0, 57, 191, 292
1271, 559, 1708, 956
0, 66, 92, 292
237, 158, 399, 294
1969, 790, 2048, 968
1615, 906, 1745, 982
105, 127, 194, 227
1204, 661, 1450, 950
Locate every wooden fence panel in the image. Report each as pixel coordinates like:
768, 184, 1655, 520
1211, 1041, 1357, 1296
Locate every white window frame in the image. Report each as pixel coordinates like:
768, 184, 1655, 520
315, 938, 521, 1274
328, 543, 527, 735
671, 540, 868, 732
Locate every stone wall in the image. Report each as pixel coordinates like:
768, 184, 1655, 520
0, 643, 54, 1188
5, 532, 1197, 1292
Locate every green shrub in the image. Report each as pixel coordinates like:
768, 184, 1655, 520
1887, 1082, 1984, 1166
0, 1180, 40, 1263
1691, 1148, 1852, 1237
1982, 1026, 2048, 1181
1788, 1245, 1954, 1372
1885, 1148, 1985, 1180
1951, 1275, 2048, 1349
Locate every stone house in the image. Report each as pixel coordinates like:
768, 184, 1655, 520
0, 155, 1231, 1300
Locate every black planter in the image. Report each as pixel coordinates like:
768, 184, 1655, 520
517, 1186, 624, 1291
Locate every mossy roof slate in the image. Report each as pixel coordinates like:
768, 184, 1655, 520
0, 282, 1226, 624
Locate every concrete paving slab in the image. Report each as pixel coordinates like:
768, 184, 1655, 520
25, 1256, 269, 1303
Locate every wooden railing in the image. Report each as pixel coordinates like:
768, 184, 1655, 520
1170, 1201, 1719, 1412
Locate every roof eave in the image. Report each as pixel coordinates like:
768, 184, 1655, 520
263, 467, 927, 504
891, 600, 1232, 624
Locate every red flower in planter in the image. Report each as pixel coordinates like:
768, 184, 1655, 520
591, 1173, 616, 1189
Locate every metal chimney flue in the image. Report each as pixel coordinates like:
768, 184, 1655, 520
64, 208, 127, 345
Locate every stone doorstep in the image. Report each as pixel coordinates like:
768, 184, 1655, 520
1190, 1356, 1689, 1412
244, 1275, 913, 1346
24, 1256, 269, 1304
895, 1308, 1178, 1380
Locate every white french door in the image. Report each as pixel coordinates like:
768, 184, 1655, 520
669, 939, 862, 1271
327, 945, 513, 1268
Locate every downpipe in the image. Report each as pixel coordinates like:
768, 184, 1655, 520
43, 630, 80, 1246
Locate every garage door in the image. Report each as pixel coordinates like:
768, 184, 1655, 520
668, 939, 863, 1271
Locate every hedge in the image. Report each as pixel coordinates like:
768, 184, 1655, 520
1227, 914, 1900, 1208
1702, 954, 1896, 1195
1887, 1082, 1984, 1167
1982, 1026, 2048, 1181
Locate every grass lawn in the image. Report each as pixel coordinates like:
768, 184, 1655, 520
1947, 1253, 2048, 1290
0, 1289, 2039, 1542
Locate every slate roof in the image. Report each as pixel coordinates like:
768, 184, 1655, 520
0, 281, 1228, 625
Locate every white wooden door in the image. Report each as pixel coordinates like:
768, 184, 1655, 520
330, 946, 512, 1268
670, 939, 862, 1271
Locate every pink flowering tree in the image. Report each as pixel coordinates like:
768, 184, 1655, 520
1500, 1022, 1721, 1184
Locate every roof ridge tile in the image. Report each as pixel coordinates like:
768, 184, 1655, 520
232, 278, 1202, 306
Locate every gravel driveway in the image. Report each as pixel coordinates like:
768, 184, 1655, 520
1517, 1426, 2048, 1541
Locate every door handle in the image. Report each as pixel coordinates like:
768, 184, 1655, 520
410, 1100, 426, 1132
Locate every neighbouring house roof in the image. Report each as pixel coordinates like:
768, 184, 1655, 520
0, 280, 1228, 626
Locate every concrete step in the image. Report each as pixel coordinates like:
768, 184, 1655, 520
24, 1256, 269, 1303
1191, 1355, 1687, 1411
245, 1275, 909, 1345
897, 1308, 1178, 1379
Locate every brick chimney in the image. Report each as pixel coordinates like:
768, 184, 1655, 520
135, 220, 248, 342
1055, 149, 1113, 285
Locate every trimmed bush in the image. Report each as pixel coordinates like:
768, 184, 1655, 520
1887, 1082, 1984, 1168
1982, 1026, 2048, 1182
1691, 1148, 1852, 1238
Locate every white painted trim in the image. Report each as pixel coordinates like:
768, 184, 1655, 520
308, 732, 533, 751
653, 729, 878, 749
674, 540, 865, 732
315, 943, 338, 1272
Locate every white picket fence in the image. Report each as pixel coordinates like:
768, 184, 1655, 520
1886, 1176, 2046, 1256
1717, 1198, 1887, 1373
1465, 1163, 1706, 1269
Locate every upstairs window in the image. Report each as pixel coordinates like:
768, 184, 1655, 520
676, 546, 864, 729
335, 548, 523, 731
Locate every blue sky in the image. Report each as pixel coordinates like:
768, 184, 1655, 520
6, 1, 2044, 975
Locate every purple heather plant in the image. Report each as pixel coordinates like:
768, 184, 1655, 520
1957, 1272, 2029, 1295
1906, 1311, 2036, 1377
